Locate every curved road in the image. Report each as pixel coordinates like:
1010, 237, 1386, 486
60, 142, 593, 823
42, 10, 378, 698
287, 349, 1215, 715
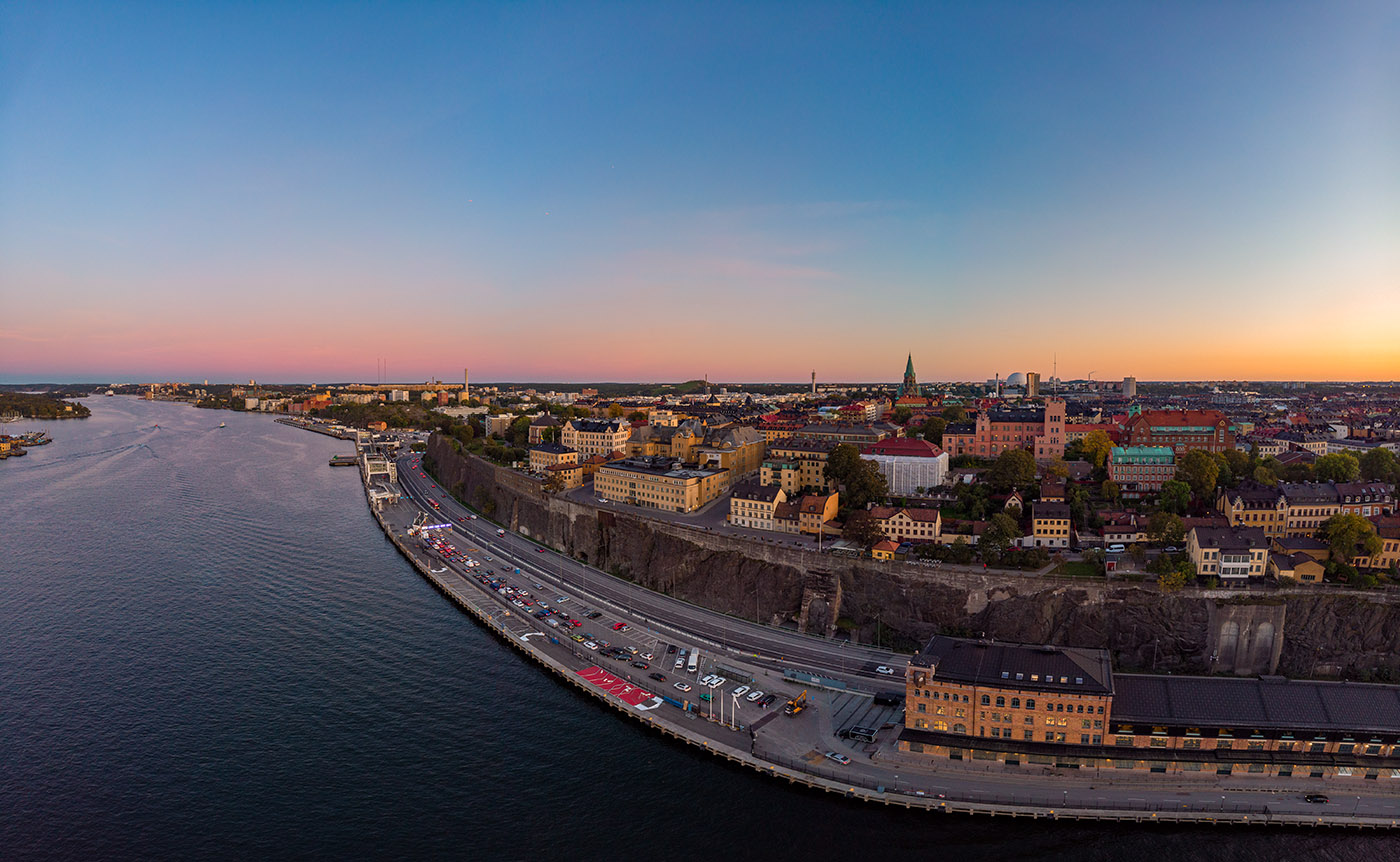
396, 453, 905, 689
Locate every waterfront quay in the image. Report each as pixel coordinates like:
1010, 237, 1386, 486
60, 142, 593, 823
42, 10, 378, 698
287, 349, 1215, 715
349, 443, 1400, 828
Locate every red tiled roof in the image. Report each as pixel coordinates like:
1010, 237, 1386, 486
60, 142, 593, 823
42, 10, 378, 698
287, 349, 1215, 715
861, 437, 945, 458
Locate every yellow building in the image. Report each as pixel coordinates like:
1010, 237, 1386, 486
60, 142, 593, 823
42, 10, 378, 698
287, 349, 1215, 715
1031, 502, 1071, 549
544, 461, 584, 491
797, 492, 839, 535
1217, 483, 1288, 538
593, 456, 727, 513
1187, 526, 1269, 583
561, 419, 632, 458
764, 438, 838, 493
871, 540, 899, 561
1353, 521, 1400, 572
867, 506, 942, 544
728, 481, 787, 530
528, 443, 578, 474
904, 637, 1112, 745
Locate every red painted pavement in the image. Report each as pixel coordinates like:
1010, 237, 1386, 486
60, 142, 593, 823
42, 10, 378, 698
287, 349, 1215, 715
577, 666, 653, 706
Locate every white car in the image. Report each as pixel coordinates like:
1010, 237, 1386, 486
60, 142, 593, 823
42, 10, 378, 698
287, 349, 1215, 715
699, 674, 716, 686
876, 666, 896, 675
674, 658, 685, 669
733, 685, 751, 697
824, 751, 852, 765
746, 690, 764, 702
641, 652, 654, 661
583, 641, 598, 650
674, 682, 692, 692
707, 677, 726, 689
555, 596, 569, 604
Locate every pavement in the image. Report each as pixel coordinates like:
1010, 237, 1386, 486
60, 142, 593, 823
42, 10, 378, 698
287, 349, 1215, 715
385, 451, 1400, 826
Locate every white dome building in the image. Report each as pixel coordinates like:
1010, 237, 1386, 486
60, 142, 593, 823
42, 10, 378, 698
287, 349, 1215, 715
1005, 372, 1027, 387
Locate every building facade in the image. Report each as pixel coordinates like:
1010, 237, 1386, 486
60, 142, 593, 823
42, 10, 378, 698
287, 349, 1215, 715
1188, 526, 1269, 582
592, 456, 727, 513
1123, 409, 1234, 454
1108, 446, 1176, 494
561, 419, 632, 458
940, 400, 1066, 461
860, 437, 950, 495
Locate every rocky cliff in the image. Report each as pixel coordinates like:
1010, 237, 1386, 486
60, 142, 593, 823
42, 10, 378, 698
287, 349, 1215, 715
426, 435, 1400, 680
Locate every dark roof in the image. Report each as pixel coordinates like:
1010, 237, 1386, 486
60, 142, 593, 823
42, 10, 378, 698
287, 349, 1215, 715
1034, 502, 1071, 519
569, 419, 626, 433
1190, 526, 1268, 551
529, 442, 574, 454
911, 636, 1113, 695
1113, 675, 1400, 735
731, 480, 782, 503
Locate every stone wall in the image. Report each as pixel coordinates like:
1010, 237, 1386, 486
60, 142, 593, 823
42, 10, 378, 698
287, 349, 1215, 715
427, 434, 1400, 679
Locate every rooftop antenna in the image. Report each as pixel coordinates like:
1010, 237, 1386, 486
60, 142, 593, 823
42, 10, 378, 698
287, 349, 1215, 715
1053, 354, 1058, 396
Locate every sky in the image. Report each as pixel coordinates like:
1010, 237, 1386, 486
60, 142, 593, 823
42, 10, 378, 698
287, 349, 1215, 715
2, 1, 1398, 384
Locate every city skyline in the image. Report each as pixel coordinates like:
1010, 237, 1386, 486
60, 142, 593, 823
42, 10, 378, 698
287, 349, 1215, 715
3, 2, 1398, 383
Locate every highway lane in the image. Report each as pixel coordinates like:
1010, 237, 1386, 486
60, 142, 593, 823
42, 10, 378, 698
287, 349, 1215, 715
396, 454, 906, 688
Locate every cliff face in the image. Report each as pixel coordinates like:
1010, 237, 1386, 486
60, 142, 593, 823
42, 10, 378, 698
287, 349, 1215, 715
426, 435, 1400, 680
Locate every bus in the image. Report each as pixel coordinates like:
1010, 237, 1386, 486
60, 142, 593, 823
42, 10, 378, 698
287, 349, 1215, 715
687, 651, 700, 674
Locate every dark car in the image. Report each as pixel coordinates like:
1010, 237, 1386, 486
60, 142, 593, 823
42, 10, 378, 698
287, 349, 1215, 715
1305, 794, 1330, 804
648, 672, 666, 682
667, 645, 677, 654
588, 611, 603, 620
631, 661, 649, 670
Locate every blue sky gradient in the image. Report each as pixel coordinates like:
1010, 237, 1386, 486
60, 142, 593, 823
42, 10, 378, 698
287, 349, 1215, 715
3, 2, 1397, 382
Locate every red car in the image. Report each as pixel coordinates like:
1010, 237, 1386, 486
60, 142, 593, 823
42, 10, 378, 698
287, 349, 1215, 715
611, 622, 626, 631
568, 619, 582, 627
536, 548, 546, 553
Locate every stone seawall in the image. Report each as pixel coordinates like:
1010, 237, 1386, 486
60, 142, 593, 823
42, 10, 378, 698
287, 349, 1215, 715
427, 434, 1400, 678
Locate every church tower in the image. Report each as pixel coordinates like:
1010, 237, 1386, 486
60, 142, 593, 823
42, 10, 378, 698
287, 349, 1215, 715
899, 353, 918, 398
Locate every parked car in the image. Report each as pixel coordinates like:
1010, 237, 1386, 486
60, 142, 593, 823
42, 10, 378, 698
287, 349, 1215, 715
733, 685, 750, 697
746, 690, 764, 702
674, 682, 692, 692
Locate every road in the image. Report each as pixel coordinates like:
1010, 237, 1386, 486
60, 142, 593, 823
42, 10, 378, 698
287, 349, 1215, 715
397, 453, 905, 689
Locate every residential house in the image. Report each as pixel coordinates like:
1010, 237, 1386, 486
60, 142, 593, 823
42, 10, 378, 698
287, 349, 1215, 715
1187, 526, 1269, 583
728, 481, 787, 531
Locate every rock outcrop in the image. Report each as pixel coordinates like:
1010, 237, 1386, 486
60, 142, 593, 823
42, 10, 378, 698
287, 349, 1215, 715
427, 435, 1400, 680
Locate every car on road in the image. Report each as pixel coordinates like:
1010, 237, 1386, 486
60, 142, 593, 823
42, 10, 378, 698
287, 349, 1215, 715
631, 661, 649, 670
648, 672, 666, 682
532, 583, 543, 589
733, 685, 750, 697
536, 548, 546, 553
597, 498, 609, 504
674, 682, 692, 692
823, 751, 852, 765
876, 666, 896, 675
746, 690, 764, 702
1305, 794, 1330, 804
1163, 546, 1180, 553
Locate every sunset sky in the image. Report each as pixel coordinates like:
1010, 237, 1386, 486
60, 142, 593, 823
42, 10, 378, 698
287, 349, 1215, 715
2, 2, 1397, 383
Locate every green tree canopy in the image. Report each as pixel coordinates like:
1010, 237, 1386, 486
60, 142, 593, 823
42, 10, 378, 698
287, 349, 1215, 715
891, 405, 913, 425
1044, 459, 1070, 480
825, 443, 888, 510
921, 416, 948, 444
1158, 480, 1192, 514
1219, 449, 1252, 486
980, 512, 1022, 559
1148, 511, 1185, 546
1314, 452, 1361, 483
842, 510, 887, 549
987, 448, 1036, 492
1359, 448, 1399, 483
1321, 513, 1382, 563
1101, 479, 1121, 506
942, 405, 967, 423
1177, 449, 1221, 502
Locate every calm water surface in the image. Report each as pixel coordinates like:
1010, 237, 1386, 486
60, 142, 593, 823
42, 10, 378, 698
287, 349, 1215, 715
1, 398, 1393, 860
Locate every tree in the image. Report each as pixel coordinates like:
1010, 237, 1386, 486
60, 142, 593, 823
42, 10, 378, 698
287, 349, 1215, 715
507, 415, 532, 447
1045, 459, 1070, 480
1177, 449, 1220, 502
980, 513, 1021, 560
1101, 480, 1121, 507
1314, 452, 1361, 483
948, 536, 974, 564
1148, 511, 1185, 546
1157, 566, 1191, 593
1081, 429, 1114, 470
842, 511, 887, 549
1220, 449, 1252, 486
627, 410, 648, 424
1321, 513, 1382, 563
987, 449, 1036, 492
892, 405, 913, 425
1278, 460, 1314, 483
920, 416, 947, 444
1252, 464, 1278, 486
1159, 480, 1191, 515
825, 443, 888, 509
942, 405, 967, 423
1360, 448, 1399, 483
606, 403, 626, 419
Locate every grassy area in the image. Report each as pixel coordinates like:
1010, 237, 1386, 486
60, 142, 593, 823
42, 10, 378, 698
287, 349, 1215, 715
1053, 561, 1105, 579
